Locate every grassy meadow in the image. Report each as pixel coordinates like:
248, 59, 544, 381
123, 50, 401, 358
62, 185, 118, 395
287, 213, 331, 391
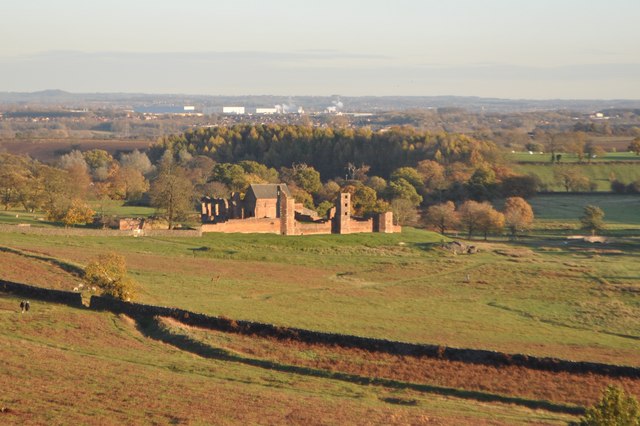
513, 162, 640, 191
1, 196, 639, 423
510, 151, 640, 163
4, 294, 568, 425
1, 227, 638, 367
527, 194, 640, 232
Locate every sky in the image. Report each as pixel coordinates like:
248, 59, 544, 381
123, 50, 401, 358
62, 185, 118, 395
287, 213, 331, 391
1, 0, 639, 99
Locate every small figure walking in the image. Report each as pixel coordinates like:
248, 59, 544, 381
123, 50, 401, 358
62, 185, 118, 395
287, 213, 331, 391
20, 300, 25, 313
463, 274, 471, 283
24, 301, 30, 313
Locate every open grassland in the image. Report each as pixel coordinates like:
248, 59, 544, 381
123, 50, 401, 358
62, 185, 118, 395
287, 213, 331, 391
89, 199, 157, 218
0, 201, 157, 228
0, 228, 638, 368
528, 194, 640, 236
527, 194, 640, 233
513, 163, 640, 191
0, 294, 573, 425
157, 316, 639, 409
510, 151, 640, 164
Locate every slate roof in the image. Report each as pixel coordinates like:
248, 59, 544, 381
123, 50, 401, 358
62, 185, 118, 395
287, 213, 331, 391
248, 184, 291, 199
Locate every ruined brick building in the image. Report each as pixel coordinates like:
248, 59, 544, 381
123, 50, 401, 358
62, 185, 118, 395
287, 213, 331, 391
201, 183, 399, 235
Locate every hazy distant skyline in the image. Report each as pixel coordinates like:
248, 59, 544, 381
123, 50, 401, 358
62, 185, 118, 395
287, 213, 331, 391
2, 0, 639, 99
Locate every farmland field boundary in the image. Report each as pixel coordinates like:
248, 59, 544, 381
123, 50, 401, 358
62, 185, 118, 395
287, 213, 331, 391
1, 280, 639, 380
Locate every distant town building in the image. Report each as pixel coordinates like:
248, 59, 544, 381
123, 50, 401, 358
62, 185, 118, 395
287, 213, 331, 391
256, 107, 278, 114
223, 106, 245, 114
134, 105, 201, 115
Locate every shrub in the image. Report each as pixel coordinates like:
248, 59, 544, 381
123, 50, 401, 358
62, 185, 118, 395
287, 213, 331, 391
578, 385, 640, 426
84, 252, 137, 301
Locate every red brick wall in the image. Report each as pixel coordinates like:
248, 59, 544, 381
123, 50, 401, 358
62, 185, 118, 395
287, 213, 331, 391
296, 221, 332, 235
201, 218, 279, 234
254, 199, 278, 218
347, 218, 374, 233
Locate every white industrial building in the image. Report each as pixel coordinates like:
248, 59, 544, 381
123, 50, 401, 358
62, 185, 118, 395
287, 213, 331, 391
256, 107, 278, 114
223, 106, 245, 114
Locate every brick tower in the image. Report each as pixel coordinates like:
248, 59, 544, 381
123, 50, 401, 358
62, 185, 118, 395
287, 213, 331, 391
279, 186, 296, 235
335, 192, 351, 234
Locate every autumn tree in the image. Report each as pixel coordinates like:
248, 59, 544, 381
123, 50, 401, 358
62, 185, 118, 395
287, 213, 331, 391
457, 200, 486, 239
629, 137, 640, 156
503, 197, 534, 239
280, 163, 322, 195
584, 141, 605, 162
209, 163, 249, 193
458, 200, 503, 240
424, 201, 458, 235
0, 154, 31, 210
580, 204, 605, 235
40, 166, 91, 222
61, 199, 95, 227
83, 149, 114, 181
477, 205, 505, 240
566, 132, 587, 162
416, 160, 446, 193
120, 149, 155, 175
386, 178, 423, 206
554, 167, 591, 192
390, 198, 419, 226
110, 165, 149, 201
579, 385, 640, 425
150, 154, 195, 229
84, 252, 137, 301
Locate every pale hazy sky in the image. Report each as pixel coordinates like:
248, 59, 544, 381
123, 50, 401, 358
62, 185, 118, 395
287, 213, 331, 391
1, 0, 639, 98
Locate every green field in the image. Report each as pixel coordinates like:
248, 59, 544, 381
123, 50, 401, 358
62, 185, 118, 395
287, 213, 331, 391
1, 228, 638, 366
513, 162, 640, 191
510, 151, 640, 163
5, 294, 569, 425
1, 215, 639, 422
0, 201, 157, 228
527, 194, 640, 232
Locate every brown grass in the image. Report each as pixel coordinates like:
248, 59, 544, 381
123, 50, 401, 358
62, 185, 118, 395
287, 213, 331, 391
0, 251, 83, 290
164, 317, 640, 408
0, 296, 562, 425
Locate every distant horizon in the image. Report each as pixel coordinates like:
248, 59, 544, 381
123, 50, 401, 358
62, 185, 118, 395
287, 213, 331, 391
3, 88, 640, 103
2, 0, 639, 99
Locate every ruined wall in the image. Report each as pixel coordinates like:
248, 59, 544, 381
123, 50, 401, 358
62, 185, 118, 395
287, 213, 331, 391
201, 218, 279, 234
375, 212, 395, 233
254, 199, 278, 219
347, 218, 374, 234
296, 221, 332, 235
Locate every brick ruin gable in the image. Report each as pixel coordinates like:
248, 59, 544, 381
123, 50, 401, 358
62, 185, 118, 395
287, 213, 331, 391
200, 184, 399, 235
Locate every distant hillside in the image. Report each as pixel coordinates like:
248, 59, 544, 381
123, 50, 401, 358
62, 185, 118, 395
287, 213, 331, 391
1, 90, 640, 113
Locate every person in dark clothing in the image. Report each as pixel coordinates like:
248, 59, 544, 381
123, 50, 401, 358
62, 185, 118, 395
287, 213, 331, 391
24, 301, 30, 312
20, 300, 25, 313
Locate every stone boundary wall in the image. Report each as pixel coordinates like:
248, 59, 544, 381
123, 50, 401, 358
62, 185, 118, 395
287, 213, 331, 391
0, 224, 201, 238
0, 279, 83, 306
88, 295, 640, 379
1, 282, 638, 379
201, 218, 280, 234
